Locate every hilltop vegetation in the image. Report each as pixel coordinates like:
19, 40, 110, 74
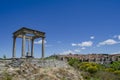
68, 58, 120, 80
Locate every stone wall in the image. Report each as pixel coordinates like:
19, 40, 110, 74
0, 59, 69, 69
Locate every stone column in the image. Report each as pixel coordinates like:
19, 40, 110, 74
42, 37, 45, 58
27, 39, 31, 56
31, 39, 34, 57
12, 36, 16, 58
21, 34, 26, 58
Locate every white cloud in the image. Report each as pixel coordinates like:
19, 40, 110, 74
74, 49, 81, 52
59, 50, 76, 55
98, 39, 119, 46
78, 41, 93, 47
72, 41, 93, 47
71, 43, 77, 46
90, 36, 95, 39
34, 40, 47, 44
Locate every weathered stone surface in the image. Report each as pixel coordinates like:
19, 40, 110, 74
0, 59, 83, 80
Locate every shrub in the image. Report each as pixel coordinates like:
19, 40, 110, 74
114, 70, 120, 75
68, 58, 80, 68
87, 66, 98, 74
79, 62, 91, 71
3, 73, 12, 80
105, 68, 114, 72
79, 62, 99, 74
110, 61, 120, 70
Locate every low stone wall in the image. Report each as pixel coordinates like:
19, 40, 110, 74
0, 59, 69, 68
35, 59, 69, 68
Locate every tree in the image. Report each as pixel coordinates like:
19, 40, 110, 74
68, 58, 80, 68
110, 61, 120, 70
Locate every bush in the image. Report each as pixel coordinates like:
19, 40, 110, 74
87, 66, 98, 74
68, 58, 80, 68
79, 62, 91, 71
114, 70, 120, 75
110, 61, 120, 70
105, 68, 114, 72
79, 62, 100, 74
3, 73, 12, 80
68, 58, 120, 80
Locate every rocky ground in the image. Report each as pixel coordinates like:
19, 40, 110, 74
0, 59, 83, 80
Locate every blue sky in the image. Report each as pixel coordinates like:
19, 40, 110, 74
0, 0, 120, 58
